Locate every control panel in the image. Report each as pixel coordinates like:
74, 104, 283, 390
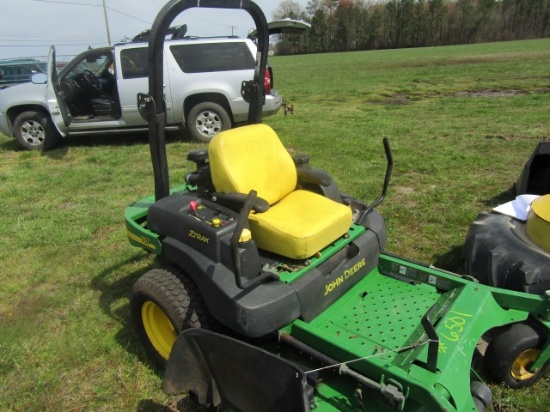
185, 199, 235, 229
147, 193, 242, 263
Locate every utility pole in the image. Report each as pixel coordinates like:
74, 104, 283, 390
103, 0, 112, 45
229, 25, 237, 36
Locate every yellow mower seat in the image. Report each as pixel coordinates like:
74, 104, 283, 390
208, 124, 353, 259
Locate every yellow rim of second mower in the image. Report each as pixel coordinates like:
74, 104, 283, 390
526, 194, 550, 253
511, 348, 541, 381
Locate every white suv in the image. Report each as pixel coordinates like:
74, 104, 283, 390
0, 38, 281, 150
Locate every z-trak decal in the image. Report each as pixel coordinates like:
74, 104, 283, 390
324, 258, 366, 296
188, 229, 210, 244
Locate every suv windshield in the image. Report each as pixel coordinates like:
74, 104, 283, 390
65, 53, 112, 80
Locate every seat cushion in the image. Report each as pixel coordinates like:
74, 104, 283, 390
209, 124, 297, 205
249, 190, 353, 259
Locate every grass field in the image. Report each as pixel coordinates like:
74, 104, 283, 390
1, 38, 550, 411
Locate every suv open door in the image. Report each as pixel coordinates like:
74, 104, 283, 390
45, 46, 71, 136
248, 18, 311, 39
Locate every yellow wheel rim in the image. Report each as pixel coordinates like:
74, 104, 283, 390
526, 194, 550, 253
511, 348, 540, 381
141, 301, 177, 360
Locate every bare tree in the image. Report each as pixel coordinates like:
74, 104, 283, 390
273, 0, 308, 55
273, 0, 304, 19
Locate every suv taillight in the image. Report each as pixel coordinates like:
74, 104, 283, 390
264, 68, 271, 95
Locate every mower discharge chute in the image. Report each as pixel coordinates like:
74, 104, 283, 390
125, 1, 550, 411
516, 140, 550, 196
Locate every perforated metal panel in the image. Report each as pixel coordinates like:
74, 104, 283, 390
316, 275, 440, 362
287, 270, 443, 369
337, 278, 438, 347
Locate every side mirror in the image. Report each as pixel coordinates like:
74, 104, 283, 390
31, 73, 47, 84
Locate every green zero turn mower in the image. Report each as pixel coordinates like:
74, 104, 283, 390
125, 1, 550, 411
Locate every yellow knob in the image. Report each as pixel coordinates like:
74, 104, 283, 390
212, 218, 221, 228
239, 228, 252, 243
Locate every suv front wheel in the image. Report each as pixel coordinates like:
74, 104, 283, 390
187, 102, 231, 143
14, 111, 60, 151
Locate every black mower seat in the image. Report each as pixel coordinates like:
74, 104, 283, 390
208, 124, 353, 259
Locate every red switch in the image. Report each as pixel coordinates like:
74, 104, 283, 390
189, 200, 198, 214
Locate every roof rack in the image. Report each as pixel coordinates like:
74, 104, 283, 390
132, 24, 188, 43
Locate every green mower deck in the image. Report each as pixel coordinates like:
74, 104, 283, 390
279, 253, 549, 411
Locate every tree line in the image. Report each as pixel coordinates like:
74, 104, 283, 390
273, 0, 550, 55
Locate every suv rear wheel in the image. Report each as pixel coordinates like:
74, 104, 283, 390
187, 102, 230, 143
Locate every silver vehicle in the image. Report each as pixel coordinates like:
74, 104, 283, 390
0, 58, 47, 89
0, 38, 282, 150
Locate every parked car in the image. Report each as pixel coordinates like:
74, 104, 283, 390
0, 37, 282, 150
0, 58, 47, 90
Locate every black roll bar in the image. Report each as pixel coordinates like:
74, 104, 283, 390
143, 0, 270, 201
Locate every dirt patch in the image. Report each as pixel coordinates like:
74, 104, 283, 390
456, 89, 528, 98
484, 134, 550, 142
394, 186, 415, 194
368, 88, 550, 106
368, 93, 409, 105
368, 84, 550, 107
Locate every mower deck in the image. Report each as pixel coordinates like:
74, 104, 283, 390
281, 254, 542, 411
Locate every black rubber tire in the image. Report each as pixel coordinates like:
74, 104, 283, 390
131, 265, 216, 370
485, 322, 549, 388
13, 110, 61, 151
187, 102, 231, 143
470, 381, 492, 411
473, 398, 485, 412
462, 211, 550, 294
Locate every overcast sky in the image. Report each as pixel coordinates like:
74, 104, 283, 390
0, 0, 309, 61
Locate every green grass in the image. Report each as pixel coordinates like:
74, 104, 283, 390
1, 38, 550, 411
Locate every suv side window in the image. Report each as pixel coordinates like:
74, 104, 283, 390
170, 42, 255, 73
120, 48, 149, 79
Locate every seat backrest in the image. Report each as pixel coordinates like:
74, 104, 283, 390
209, 124, 297, 205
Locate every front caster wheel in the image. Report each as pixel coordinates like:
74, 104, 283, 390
485, 322, 549, 388
470, 381, 492, 412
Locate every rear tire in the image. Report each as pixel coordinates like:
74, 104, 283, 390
131, 265, 216, 370
13, 110, 61, 151
462, 211, 550, 294
187, 102, 231, 143
485, 322, 549, 388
